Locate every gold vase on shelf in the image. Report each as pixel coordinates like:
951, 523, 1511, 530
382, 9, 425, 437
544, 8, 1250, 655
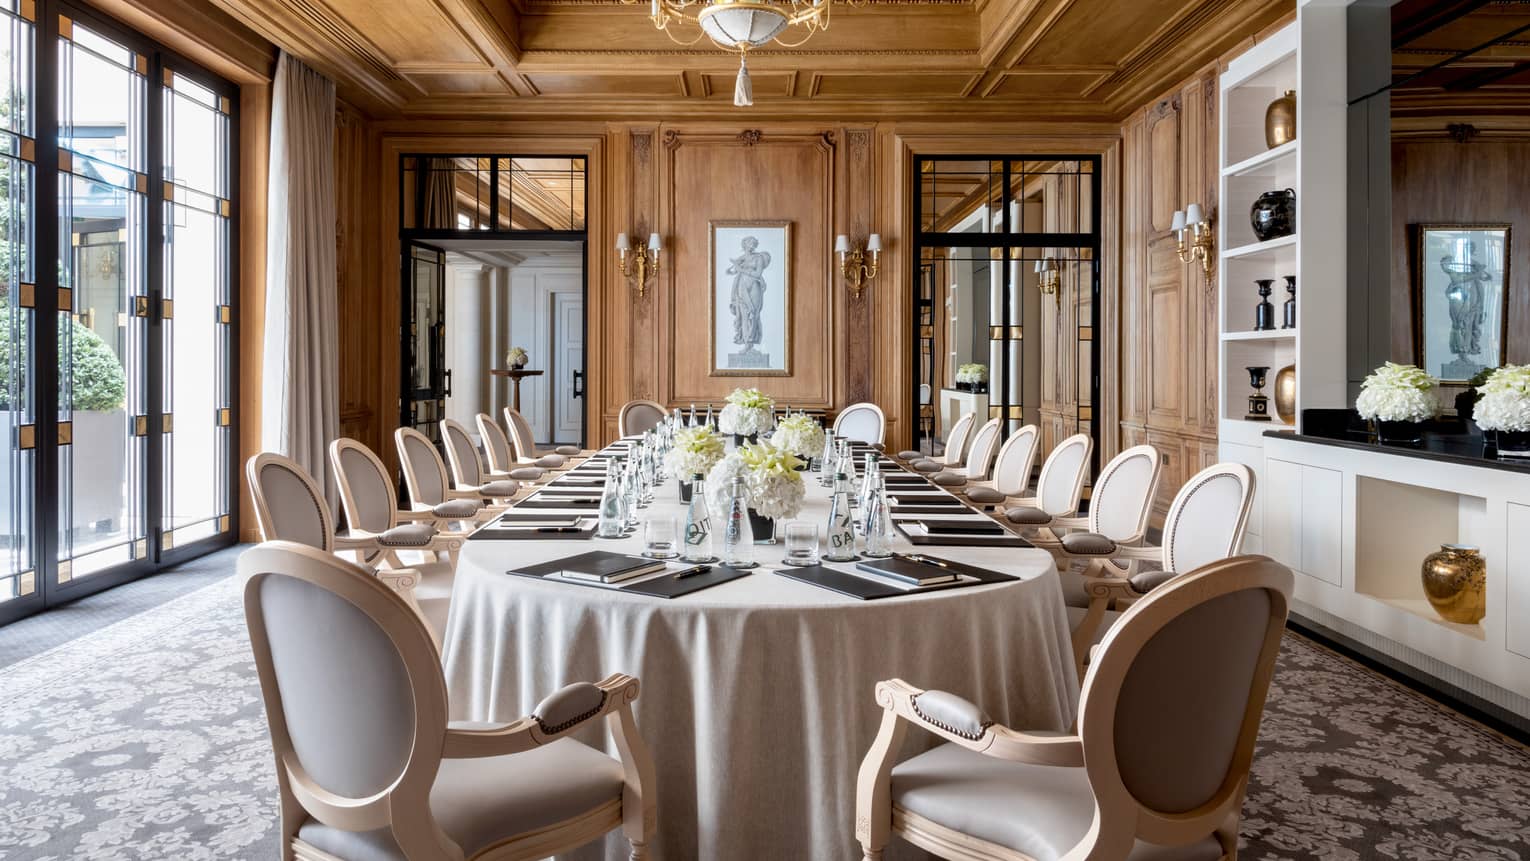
1274, 365, 1297, 425
1265, 90, 1297, 149
1420, 544, 1486, 625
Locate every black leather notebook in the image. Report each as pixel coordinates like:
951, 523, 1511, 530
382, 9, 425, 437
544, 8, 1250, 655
892, 520, 1031, 548
855, 556, 958, 586
774, 562, 1009, 600
514, 497, 602, 509
506, 557, 754, 598
917, 519, 1008, 536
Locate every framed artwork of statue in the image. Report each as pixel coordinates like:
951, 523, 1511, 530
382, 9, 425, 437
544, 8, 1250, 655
709, 220, 792, 376
1411, 223, 1510, 384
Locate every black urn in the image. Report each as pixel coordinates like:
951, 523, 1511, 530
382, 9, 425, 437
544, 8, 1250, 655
1249, 188, 1296, 242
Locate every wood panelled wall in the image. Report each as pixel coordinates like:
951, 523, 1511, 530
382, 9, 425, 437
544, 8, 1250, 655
1391, 138, 1530, 371
1119, 64, 1222, 518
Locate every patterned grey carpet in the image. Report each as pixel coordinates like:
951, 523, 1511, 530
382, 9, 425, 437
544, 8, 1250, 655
0, 565, 1526, 860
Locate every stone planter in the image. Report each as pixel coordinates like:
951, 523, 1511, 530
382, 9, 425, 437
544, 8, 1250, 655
0, 409, 126, 542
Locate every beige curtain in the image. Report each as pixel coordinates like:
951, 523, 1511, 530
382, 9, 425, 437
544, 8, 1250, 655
262, 53, 339, 503
422, 157, 456, 229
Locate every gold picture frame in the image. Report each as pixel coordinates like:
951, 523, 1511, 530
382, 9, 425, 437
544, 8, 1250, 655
708, 219, 792, 377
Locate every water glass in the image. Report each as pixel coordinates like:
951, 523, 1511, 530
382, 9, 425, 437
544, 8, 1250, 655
642, 517, 680, 559
782, 522, 820, 566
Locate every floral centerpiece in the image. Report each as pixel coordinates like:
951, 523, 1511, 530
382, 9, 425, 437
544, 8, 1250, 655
956, 363, 988, 393
771, 413, 825, 462
1473, 364, 1530, 457
1355, 361, 1437, 444
707, 441, 805, 540
666, 426, 726, 499
718, 387, 775, 440
505, 346, 528, 369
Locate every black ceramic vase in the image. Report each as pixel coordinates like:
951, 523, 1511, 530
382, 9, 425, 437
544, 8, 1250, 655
1254, 279, 1276, 331
748, 509, 775, 544
1250, 188, 1296, 241
1375, 420, 1423, 446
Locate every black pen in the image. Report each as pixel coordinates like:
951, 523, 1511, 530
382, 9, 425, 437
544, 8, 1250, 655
674, 564, 712, 579
535, 526, 582, 533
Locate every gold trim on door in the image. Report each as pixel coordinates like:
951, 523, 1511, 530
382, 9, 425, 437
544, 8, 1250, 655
56, 13, 70, 39
217, 408, 231, 427
133, 296, 150, 317
57, 287, 71, 312
57, 560, 72, 584
161, 298, 173, 320
17, 424, 35, 449
133, 415, 148, 436
18, 570, 35, 595
18, 136, 34, 163
17, 282, 33, 308
162, 414, 173, 434
57, 421, 71, 445
218, 305, 232, 324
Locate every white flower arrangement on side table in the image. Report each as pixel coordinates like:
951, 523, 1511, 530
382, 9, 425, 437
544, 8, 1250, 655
1473, 364, 1530, 456
771, 413, 825, 460
955, 363, 987, 385
505, 346, 528, 368
718, 387, 775, 438
665, 426, 726, 481
1355, 361, 1437, 442
706, 441, 806, 522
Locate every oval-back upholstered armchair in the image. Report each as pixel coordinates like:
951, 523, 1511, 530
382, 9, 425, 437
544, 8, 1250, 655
503, 406, 582, 467
440, 419, 543, 500
994, 433, 1092, 526
963, 425, 1040, 509
396, 426, 511, 520
618, 400, 668, 437
1022, 443, 1161, 549
930, 417, 1003, 487
834, 402, 887, 446
855, 554, 1294, 861
240, 541, 657, 860
902, 412, 976, 473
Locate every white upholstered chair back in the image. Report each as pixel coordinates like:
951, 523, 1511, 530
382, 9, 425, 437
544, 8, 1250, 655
961, 417, 1002, 479
246, 453, 333, 552
476, 412, 515, 474
619, 400, 667, 437
240, 541, 456, 856
989, 424, 1039, 497
394, 426, 450, 509
440, 418, 488, 487
1086, 444, 1162, 543
1162, 463, 1257, 575
503, 406, 536, 461
1036, 433, 1092, 515
1079, 555, 1292, 854
942, 412, 975, 466
329, 438, 400, 536
833, 402, 886, 445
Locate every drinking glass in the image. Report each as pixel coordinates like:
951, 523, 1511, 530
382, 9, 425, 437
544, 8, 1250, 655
642, 517, 680, 559
782, 522, 820, 566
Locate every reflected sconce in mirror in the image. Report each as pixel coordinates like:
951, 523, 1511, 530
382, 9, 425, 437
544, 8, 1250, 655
616, 232, 661, 298
834, 233, 881, 299
1034, 256, 1060, 305
1172, 203, 1215, 279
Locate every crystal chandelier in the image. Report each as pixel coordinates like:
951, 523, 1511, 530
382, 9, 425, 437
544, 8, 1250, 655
624, 0, 848, 106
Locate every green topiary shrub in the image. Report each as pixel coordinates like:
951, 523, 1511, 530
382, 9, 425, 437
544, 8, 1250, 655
0, 299, 126, 412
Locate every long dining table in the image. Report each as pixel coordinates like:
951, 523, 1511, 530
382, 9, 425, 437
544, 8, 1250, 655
439, 439, 1078, 860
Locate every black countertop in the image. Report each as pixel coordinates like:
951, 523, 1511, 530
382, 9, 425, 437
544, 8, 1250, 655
1265, 409, 1530, 476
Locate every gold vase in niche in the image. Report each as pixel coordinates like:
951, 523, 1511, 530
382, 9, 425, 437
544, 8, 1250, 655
1265, 90, 1297, 149
1420, 544, 1486, 625
1274, 365, 1297, 425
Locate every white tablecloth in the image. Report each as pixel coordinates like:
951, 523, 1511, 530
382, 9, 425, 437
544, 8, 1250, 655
440, 462, 1078, 860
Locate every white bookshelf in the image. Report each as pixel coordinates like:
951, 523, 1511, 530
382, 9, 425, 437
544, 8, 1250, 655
1216, 9, 1349, 551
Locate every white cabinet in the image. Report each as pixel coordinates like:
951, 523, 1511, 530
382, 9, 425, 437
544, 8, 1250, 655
1508, 503, 1530, 661
1263, 457, 1341, 586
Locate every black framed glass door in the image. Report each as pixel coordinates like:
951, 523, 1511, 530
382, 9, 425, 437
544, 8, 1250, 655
912, 156, 1102, 476
401, 241, 445, 439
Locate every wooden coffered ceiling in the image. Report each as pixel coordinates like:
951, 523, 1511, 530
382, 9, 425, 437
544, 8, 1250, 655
205, 0, 1293, 119
1390, 0, 1530, 130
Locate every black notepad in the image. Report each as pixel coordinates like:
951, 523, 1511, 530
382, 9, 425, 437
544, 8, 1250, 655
892, 520, 1031, 548
855, 556, 959, 586
514, 497, 602, 509
774, 562, 1007, 600
918, 519, 1008, 536
507, 557, 754, 598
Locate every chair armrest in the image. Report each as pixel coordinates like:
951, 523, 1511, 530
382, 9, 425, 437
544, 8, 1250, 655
443, 673, 641, 759
1112, 542, 1161, 561
1049, 515, 1088, 531
374, 567, 419, 595
873, 679, 1082, 767
333, 534, 379, 553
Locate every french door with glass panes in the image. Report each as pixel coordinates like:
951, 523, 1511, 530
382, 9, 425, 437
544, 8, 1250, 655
0, 0, 238, 625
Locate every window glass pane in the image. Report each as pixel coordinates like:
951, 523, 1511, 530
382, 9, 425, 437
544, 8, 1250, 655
502, 156, 583, 230
59, 23, 144, 173
1, 4, 32, 602
57, 24, 148, 579
165, 75, 225, 196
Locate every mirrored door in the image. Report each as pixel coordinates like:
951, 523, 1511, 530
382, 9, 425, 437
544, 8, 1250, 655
401, 241, 446, 440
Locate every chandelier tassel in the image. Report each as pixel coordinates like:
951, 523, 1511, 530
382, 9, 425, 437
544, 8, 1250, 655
734, 53, 754, 107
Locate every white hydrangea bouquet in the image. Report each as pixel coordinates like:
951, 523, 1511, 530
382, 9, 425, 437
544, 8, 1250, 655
718, 387, 775, 437
506, 346, 528, 368
956, 363, 988, 384
1355, 361, 1438, 423
771, 413, 825, 459
1474, 365, 1530, 433
665, 425, 725, 480
706, 441, 805, 521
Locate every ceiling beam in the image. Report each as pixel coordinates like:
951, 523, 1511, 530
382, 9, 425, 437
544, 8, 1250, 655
1392, 0, 1492, 49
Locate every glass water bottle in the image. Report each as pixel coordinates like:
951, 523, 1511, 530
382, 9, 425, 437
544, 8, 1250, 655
596, 458, 626, 538
682, 474, 713, 562
824, 472, 858, 562
863, 475, 894, 558
720, 475, 754, 566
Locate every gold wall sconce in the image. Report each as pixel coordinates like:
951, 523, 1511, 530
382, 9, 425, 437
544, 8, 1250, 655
834, 233, 881, 299
1035, 256, 1060, 305
1172, 203, 1215, 278
616, 232, 661, 298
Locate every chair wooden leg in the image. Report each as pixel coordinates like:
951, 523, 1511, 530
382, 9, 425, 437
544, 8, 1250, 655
855, 705, 908, 860
627, 841, 648, 860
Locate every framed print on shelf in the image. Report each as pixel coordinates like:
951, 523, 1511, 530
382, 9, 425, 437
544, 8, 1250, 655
1412, 223, 1510, 384
709, 220, 792, 377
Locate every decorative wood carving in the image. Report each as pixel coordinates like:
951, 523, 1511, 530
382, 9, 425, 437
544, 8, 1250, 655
737, 129, 763, 146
